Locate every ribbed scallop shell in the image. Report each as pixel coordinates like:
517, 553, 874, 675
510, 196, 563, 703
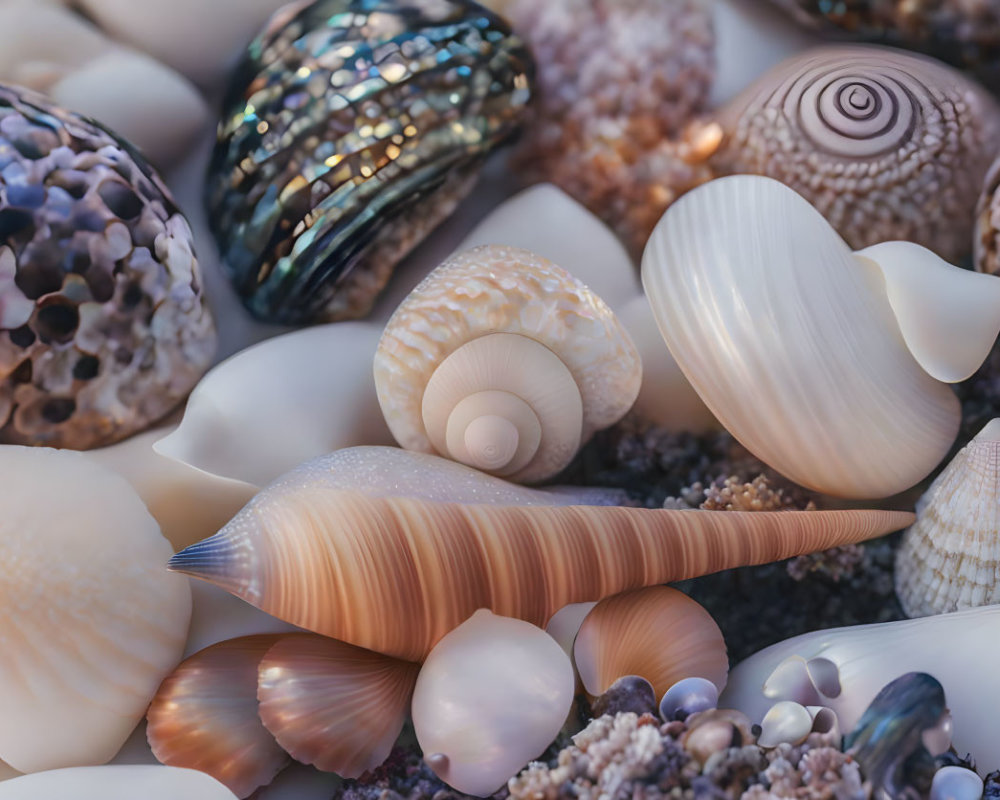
641, 174, 962, 498
374, 245, 642, 482
205, 0, 533, 324
712, 46, 1000, 262
573, 586, 727, 699
146, 635, 289, 798
0, 84, 215, 448
895, 419, 1000, 617
169, 446, 913, 662
0, 447, 190, 773
257, 633, 419, 778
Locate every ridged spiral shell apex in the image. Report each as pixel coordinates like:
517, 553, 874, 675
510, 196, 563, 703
374, 244, 641, 483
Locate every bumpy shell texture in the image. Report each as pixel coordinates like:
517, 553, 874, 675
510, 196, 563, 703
895, 419, 1000, 618
374, 245, 642, 483
977, 154, 1000, 277
0, 84, 215, 448
506, 0, 715, 257
206, 0, 533, 325
712, 45, 1000, 263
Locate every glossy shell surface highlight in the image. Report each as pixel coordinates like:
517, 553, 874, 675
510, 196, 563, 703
0, 84, 215, 448
206, 0, 533, 324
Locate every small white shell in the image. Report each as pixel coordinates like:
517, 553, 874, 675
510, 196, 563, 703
0, 447, 190, 773
641, 174, 1000, 498
156, 323, 394, 487
720, 605, 1000, 767
659, 677, 719, 721
0, 766, 237, 799
896, 418, 1000, 617
757, 701, 814, 747
375, 245, 641, 483
411, 609, 574, 796
931, 766, 983, 800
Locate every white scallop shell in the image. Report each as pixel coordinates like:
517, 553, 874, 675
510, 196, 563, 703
720, 605, 1000, 767
641, 174, 1000, 498
411, 609, 574, 796
895, 418, 1000, 617
0, 447, 191, 773
0, 766, 237, 799
155, 323, 394, 487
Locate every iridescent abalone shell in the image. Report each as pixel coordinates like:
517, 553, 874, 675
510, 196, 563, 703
0, 85, 216, 449
206, 0, 533, 325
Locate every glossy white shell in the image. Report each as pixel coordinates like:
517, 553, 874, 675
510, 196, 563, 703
641, 174, 1000, 498
720, 605, 1000, 767
411, 610, 574, 796
0, 766, 237, 799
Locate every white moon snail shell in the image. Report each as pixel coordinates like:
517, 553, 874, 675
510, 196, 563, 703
374, 244, 642, 483
642, 174, 1000, 498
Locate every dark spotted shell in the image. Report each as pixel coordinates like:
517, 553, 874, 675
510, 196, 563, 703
206, 0, 533, 325
0, 85, 215, 449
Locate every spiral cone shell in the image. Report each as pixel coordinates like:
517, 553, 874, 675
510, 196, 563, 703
169, 447, 913, 662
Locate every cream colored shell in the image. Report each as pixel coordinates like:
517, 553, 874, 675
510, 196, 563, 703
895, 419, 1000, 617
374, 244, 642, 483
642, 174, 1000, 498
0, 766, 238, 799
411, 610, 574, 797
0, 447, 191, 773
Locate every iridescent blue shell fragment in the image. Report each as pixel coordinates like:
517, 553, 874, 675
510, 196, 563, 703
206, 0, 533, 325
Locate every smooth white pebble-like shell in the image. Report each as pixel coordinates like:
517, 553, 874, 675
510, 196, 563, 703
641, 174, 994, 498
0, 447, 191, 773
0, 765, 237, 799
895, 418, 1000, 616
156, 323, 394, 487
720, 604, 1000, 767
411, 610, 574, 796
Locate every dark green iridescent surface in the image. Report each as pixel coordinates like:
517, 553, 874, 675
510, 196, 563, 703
206, 0, 533, 325
845, 672, 946, 799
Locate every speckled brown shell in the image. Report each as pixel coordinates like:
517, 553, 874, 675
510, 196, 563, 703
507, 0, 715, 257
0, 85, 215, 449
711, 45, 1000, 263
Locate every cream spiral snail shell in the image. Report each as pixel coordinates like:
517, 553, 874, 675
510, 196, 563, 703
374, 245, 641, 484
712, 45, 1000, 262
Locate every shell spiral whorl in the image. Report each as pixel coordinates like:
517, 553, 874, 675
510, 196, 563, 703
713, 46, 1000, 262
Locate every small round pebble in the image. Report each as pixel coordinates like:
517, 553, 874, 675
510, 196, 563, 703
659, 676, 719, 721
